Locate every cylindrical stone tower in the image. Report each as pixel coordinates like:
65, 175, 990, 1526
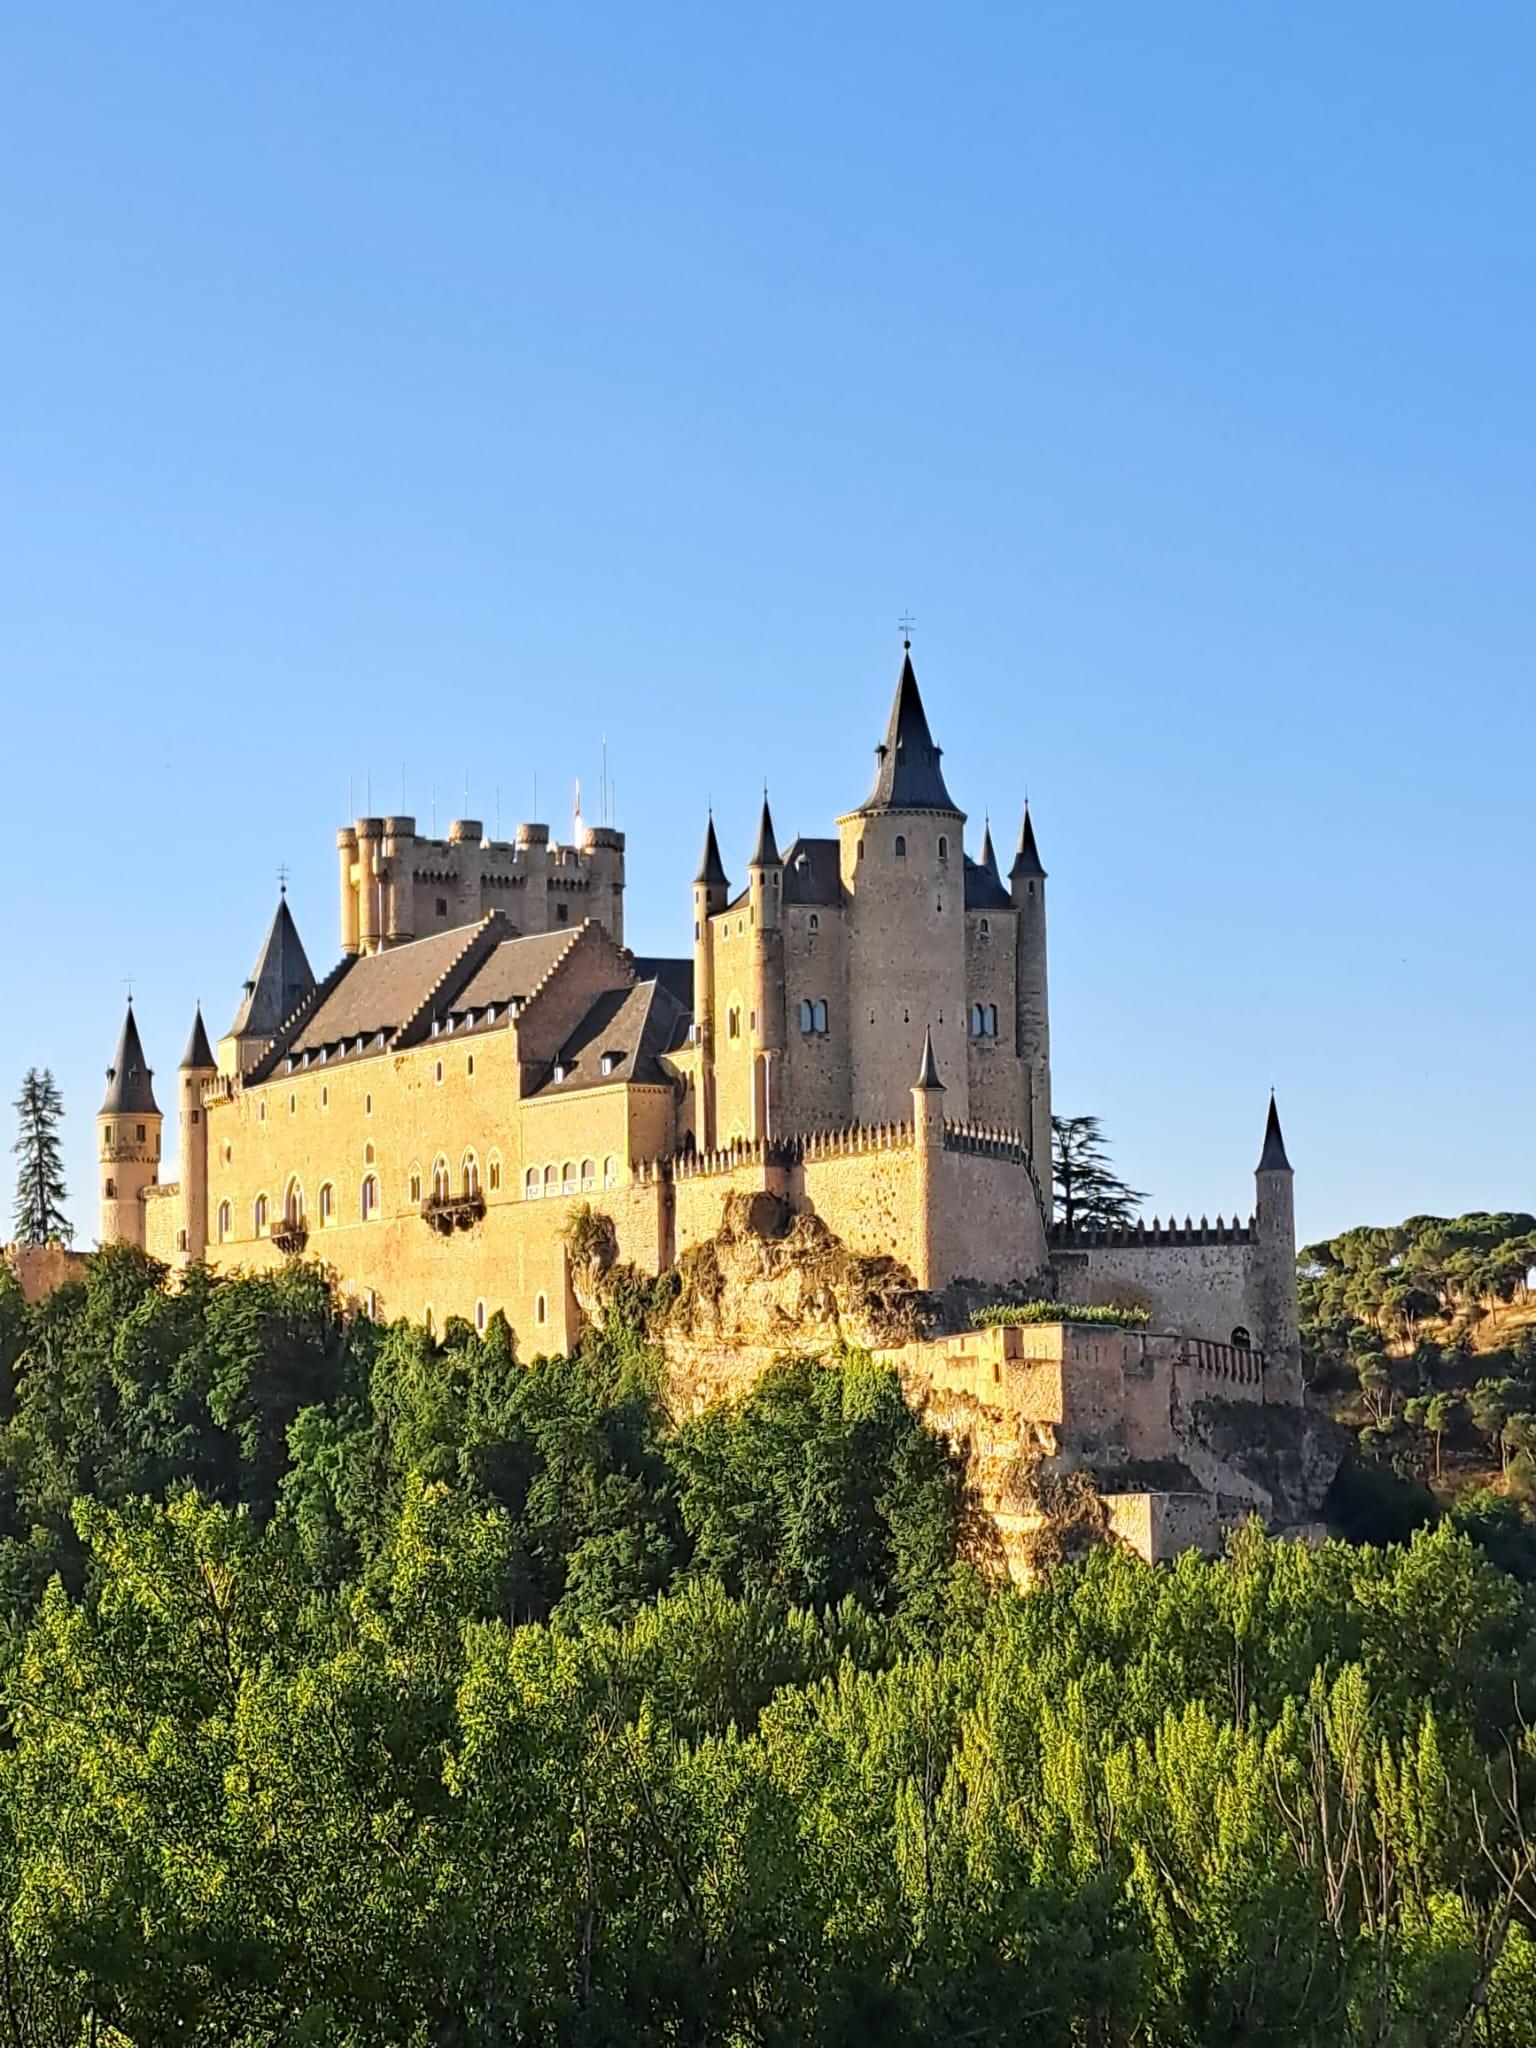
98, 1002, 162, 1249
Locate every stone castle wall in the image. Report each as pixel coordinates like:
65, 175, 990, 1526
1052, 1234, 1256, 1350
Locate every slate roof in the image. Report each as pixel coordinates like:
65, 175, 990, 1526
287, 925, 478, 1053
1010, 806, 1046, 881
781, 836, 843, 907
856, 648, 959, 815
631, 956, 694, 1013
915, 1025, 944, 1090
750, 797, 781, 867
1257, 1093, 1293, 1173
534, 978, 692, 1096
964, 824, 1012, 911
694, 816, 728, 888
228, 896, 316, 1041
453, 927, 586, 1015
101, 1003, 159, 1115
180, 1005, 215, 1071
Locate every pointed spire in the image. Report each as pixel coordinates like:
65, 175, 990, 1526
914, 1025, 945, 1091
180, 1003, 215, 1072
228, 894, 316, 1041
1257, 1090, 1293, 1173
979, 818, 1001, 882
101, 1001, 159, 1115
858, 645, 959, 814
1010, 803, 1046, 880
750, 793, 781, 867
694, 812, 728, 889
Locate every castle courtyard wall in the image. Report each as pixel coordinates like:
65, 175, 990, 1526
1052, 1238, 1255, 1347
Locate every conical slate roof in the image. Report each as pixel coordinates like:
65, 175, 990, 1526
750, 795, 781, 867
228, 894, 315, 1042
694, 815, 728, 889
101, 1002, 159, 1115
857, 647, 959, 814
964, 822, 1012, 910
1009, 804, 1046, 880
1257, 1092, 1293, 1173
915, 1025, 945, 1091
180, 1004, 215, 1071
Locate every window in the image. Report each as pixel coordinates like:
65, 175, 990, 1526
580, 1158, 595, 1192
488, 1153, 502, 1192
178, 1230, 188, 1253
104, 1125, 114, 1145
319, 1182, 334, 1225
104, 1177, 116, 1199
894, 834, 906, 857
987, 1003, 998, 1036
284, 1178, 305, 1227
463, 1153, 480, 1197
217, 1200, 231, 1242
525, 1166, 541, 1199
364, 1289, 378, 1320
561, 1160, 577, 1196
1231, 1326, 1252, 1351
798, 999, 814, 1033
431, 1156, 451, 1202
254, 1194, 269, 1234
603, 1155, 617, 1190
970, 1004, 999, 1040
475, 1300, 487, 1333
808, 913, 819, 932
361, 1175, 378, 1220
424, 1305, 435, 1337
259, 1102, 266, 1123
535, 1293, 547, 1325
364, 1094, 373, 1116
978, 918, 990, 938
321, 1086, 329, 1108
288, 1094, 296, 1115
543, 1164, 558, 1195
937, 835, 948, 861
813, 1000, 828, 1034
467, 1054, 475, 1077
409, 1169, 423, 1204
435, 1060, 444, 1084
857, 839, 865, 861
436, 897, 448, 916
137, 1123, 146, 1141
727, 1006, 741, 1040
364, 1142, 375, 1165
600, 1052, 620, 1076
557, 903, 569, 923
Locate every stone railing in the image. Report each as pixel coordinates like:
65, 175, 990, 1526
1177, 1335, 1265, 1387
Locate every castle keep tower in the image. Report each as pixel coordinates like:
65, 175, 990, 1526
98, 1002, 162, 1249
838, 646, 970, 1124
178, 1005, 216, 1262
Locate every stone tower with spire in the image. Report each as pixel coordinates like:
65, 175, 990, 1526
1010, 804, 1051, 1193
1253, 1093, 1300, 1378
178, 1006, 217, 1261
98, 1002, 162, 1249
220, 889, 316, 1076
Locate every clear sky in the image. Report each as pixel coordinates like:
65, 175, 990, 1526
2, 4, 1532, 1249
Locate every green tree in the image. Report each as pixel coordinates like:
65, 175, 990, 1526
10, 1068, 70, 1247
1051, 1113, 1147, 1234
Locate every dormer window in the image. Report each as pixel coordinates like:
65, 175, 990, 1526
600, 1052, 621, 1076
552, 1061, 567, 1083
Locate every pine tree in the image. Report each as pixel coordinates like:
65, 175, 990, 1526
1052, 1113, 1146, 1234
12, 1067, 71, 1246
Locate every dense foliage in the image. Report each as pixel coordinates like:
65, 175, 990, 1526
971, 1301, 1150, 1329
1303, 1213, 1536, 1559
3, 1251, 1536, 2042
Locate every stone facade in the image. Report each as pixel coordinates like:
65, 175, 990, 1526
93, 647, 1300, 1383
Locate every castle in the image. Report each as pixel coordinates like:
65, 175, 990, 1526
96, 647, 1300, 1383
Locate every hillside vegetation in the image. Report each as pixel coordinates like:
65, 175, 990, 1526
1, 1250, 1536, 2041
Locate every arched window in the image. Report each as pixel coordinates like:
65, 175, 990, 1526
319, 1182, 334, 1225
727, 1006, 741, 1039
360, 1175, 378, 1220
937, 835, 948, 861
254, 1193, 269, 1234
364, 1142, 375, 1165
462, 1152, 480, 1198
535, 1292, 547, 1325
408, 1167, 423, 1205
561, 1160, 577, 1195
488, 1152, 502, 1192
979, 917, 990, 938
1231, 1326, 1252, 1351
525, 1166, 540, 1199
284, 1178, 305, 1227
580, 1158, 595, 1192
808, 913, 819, 932
431, 1156, 451, 1202
104, 1177, 116, 1199
813, 1000, 828, 1034
217, 1199, 231, 1242
543, 1163, 558, 1195
986, 1004, 998, 1037
894, 834, 906, 857
603, 1155, 617, 1189
798, 999, 814, 1034
857, 838, 865, 862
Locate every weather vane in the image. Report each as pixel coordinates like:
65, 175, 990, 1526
277, 864, 291, 896
898, 611, 915, 647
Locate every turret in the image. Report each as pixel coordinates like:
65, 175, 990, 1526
219, 889, 316, 1077
1009, 803, 1051, 1204
1253, 1092, 1299, 1376
908, 1027, 946, 1288
747, 796, 785, 1136
177, 1005, 216, 1262
837, 644, 969, 1122
692, 815, 729, 1150
98, 1002, 162, 1248
337, 825, 360, 957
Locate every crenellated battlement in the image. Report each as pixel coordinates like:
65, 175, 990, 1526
1051, 1212, 1254, 1250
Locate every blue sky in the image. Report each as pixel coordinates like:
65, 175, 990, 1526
2, 4, 1531, 1248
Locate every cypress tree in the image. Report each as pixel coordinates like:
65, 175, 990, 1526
12, 1066, 71, 1245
